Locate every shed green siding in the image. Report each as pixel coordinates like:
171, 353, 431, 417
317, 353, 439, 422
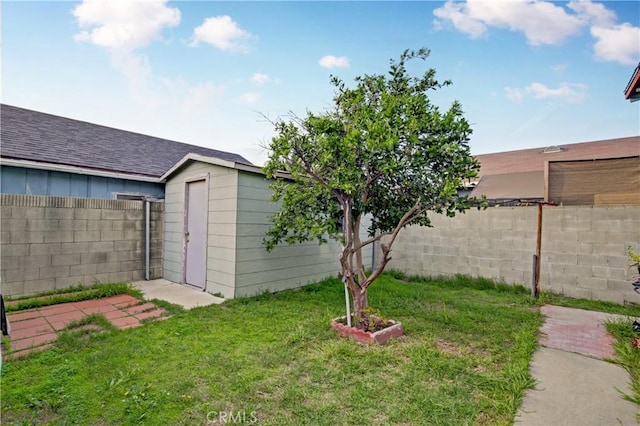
163, 160, 374, 299
234, 172, 344, 297
162, 161, 239, 298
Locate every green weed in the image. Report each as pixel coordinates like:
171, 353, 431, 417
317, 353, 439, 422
5, 282, 142, 312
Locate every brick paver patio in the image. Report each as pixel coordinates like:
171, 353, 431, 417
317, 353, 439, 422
3, 295, 167, 359
539, 304, 626, 359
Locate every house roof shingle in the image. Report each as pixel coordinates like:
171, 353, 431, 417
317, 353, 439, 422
0, 104, 252, 178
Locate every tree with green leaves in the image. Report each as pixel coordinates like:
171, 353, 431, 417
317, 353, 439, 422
263, 48, 481, 327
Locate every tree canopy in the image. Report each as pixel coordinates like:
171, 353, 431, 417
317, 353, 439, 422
263, 48, 481, 321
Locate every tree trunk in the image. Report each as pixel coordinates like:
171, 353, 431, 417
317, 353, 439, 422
352, 289, 368, 328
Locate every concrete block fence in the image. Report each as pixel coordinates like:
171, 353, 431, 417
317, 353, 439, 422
0, 194, 163, 296
2, 192, 638, 306
387, 205, 640, 305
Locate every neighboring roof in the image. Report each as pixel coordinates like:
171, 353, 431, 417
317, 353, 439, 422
0, 104, 252, 179
470, 171, 543, 200
475, 136, 640, 178
625, 63, 640, 102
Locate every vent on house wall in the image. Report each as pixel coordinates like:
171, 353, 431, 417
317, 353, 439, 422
115, 193, 146, 201
543, 145, 564, 154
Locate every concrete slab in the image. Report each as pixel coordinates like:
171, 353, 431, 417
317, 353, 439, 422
515, 346, 638, 425
132, 279, 224, 309
516, 304, 639, 426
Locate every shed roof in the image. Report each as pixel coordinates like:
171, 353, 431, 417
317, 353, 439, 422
0, 104, 252, 179
160, 153, 265, 181
475, 136, 640, 178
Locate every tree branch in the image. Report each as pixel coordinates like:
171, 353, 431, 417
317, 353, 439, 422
360, 200, 422, 290
353, 232, 389, 252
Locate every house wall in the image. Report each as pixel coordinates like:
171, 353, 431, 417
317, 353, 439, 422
387, 205, 640, 304
0, 194, 163, 296
0, 165, 164, 199
162, 161, 239, 298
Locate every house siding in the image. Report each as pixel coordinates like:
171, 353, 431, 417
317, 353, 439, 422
0, 165, 164, 199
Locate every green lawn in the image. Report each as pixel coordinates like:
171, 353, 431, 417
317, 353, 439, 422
2, 275, 545, 425
607, 319, 640, 419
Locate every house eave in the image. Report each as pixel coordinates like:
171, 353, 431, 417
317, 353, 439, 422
0, 158, 162, 183
160, 153, 270, 181
624, 63, 640, 101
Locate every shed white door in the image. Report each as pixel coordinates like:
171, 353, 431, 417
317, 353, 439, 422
185, 180, 207, 289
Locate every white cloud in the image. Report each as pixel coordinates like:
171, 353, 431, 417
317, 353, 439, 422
73, 0, 225, 114
567, 0, 616, 27
319, 55, 350, 69
73, 0, 180, 50
551, 63, 568, 74
73, 0, 181, 106
160, 78, 226, 111
505, 87, 526, 102
505, 82, 588, 103
251, 73, 270, 85
434, 0, 640, 65
109, 50, 160, 107
433, 1, 487, 39
191, 16, 254, 52
591, 24, 640, 65
433, 0, 583, 45
237, 92, 262, 105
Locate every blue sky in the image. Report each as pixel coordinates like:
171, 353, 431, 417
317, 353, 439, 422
3, 1, 639, 166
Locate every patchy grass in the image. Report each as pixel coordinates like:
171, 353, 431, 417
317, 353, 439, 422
54, 314, 118, 353
606, 319, 640, 420
1, 274, 541, 425
5, 283, 142, 312
145, 298, 185, 317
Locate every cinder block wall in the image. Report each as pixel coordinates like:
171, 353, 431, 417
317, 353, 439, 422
0, 194, 164, 296
388, 206, 640, 305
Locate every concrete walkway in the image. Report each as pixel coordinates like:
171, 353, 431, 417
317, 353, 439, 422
132, 279, 224, 309
515, 305, 639, 425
